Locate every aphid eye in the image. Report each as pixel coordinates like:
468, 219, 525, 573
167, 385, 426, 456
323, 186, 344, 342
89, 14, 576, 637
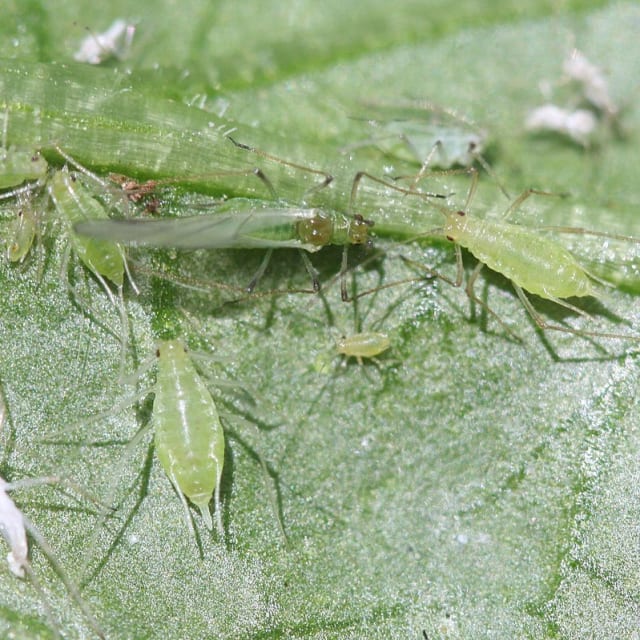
456, 210, 465, 217
31, 155, 39, 162
70, 174, 77, 182
155, 348, 160, 358
446, 235, 454, 242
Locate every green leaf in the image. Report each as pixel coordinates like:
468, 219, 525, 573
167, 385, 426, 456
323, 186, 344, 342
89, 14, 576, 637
1, 2, 640, 638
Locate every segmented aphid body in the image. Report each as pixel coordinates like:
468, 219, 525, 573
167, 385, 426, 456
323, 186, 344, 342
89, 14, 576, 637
444, 212, 595, 299
48, 167, 125, 287
336, 332, 391, 365
6, 205, 37, 263
153, 340, 224, 533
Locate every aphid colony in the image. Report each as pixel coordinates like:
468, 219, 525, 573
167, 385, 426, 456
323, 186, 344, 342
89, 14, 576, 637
1, 56, 638, 636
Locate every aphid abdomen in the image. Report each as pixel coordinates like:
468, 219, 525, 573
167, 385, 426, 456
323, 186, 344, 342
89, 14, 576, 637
153, 340, 224, 530
49, 169, 125, 286
445, 215, 594, 299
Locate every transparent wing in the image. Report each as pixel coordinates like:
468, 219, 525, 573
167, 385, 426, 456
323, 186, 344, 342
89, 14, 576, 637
74, 207, 323, 252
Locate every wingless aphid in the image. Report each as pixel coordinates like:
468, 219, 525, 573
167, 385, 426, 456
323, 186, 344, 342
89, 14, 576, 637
336, 331, 391, 366
153, 339, 225, 536
0, 113, 49, 262
342, 99, 508, 197
45, 149, 140, 377
350, 168, 640, 341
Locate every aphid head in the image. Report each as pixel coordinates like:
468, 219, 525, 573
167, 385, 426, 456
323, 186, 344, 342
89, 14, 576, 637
348, 213, 374, 245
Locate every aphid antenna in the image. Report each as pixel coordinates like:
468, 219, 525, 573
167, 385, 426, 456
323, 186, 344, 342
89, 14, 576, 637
227, 135, 334, 200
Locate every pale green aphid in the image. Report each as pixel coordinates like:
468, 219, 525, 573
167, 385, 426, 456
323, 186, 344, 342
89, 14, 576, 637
6, 203, 38, 263
352, 168, 640, 340
154, 340, 225, 535
48, 167, 127, 287
346, 99, 488, 170
0, 149, 48, 192
336, 331, 391, 365
0, 112, 48, 262
0, 110, 48, 192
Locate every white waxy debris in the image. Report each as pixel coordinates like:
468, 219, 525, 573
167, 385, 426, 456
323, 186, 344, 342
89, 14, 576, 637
525, 103, 598, 146
74, 19, 136, 65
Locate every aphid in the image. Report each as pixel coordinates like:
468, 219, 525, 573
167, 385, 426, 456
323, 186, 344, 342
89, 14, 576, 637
73, 19, 136, 65
336, 331, 391, 366
525, 104, 598, 147
45, 150, 139, 378
0, 111, 48, 194
5, 200, 39, 263
153, 339, 225, 535
0, 473, 105, 638
344, 100, 488, 170
351, 168, 640, 341
73, 197, 374, 298
48, 166, 128, 289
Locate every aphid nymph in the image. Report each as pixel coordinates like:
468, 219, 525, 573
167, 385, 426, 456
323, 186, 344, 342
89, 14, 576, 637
153, 339, 225, 535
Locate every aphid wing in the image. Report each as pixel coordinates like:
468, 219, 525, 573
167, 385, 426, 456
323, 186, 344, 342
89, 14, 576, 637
75, 209, 323, 252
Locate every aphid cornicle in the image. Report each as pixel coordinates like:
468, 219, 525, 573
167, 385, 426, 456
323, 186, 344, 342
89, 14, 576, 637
153, 340, 225, 535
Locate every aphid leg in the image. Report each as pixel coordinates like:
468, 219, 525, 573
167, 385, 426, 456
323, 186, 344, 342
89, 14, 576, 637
409, 139, 446, 191
513, 284, 637, 340
53, 146, 109, 188
465, 260, 523, 342
299, 250, 321, 292
21, 515, 106, 639
349, 170, 448, 208
246, 248, 274, 292
498, 187, 562, 222
228, 135, 334, 198
222, 416, 287, 544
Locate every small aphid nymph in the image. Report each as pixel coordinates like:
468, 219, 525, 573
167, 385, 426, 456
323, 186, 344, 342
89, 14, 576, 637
336, 331, 391, 366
